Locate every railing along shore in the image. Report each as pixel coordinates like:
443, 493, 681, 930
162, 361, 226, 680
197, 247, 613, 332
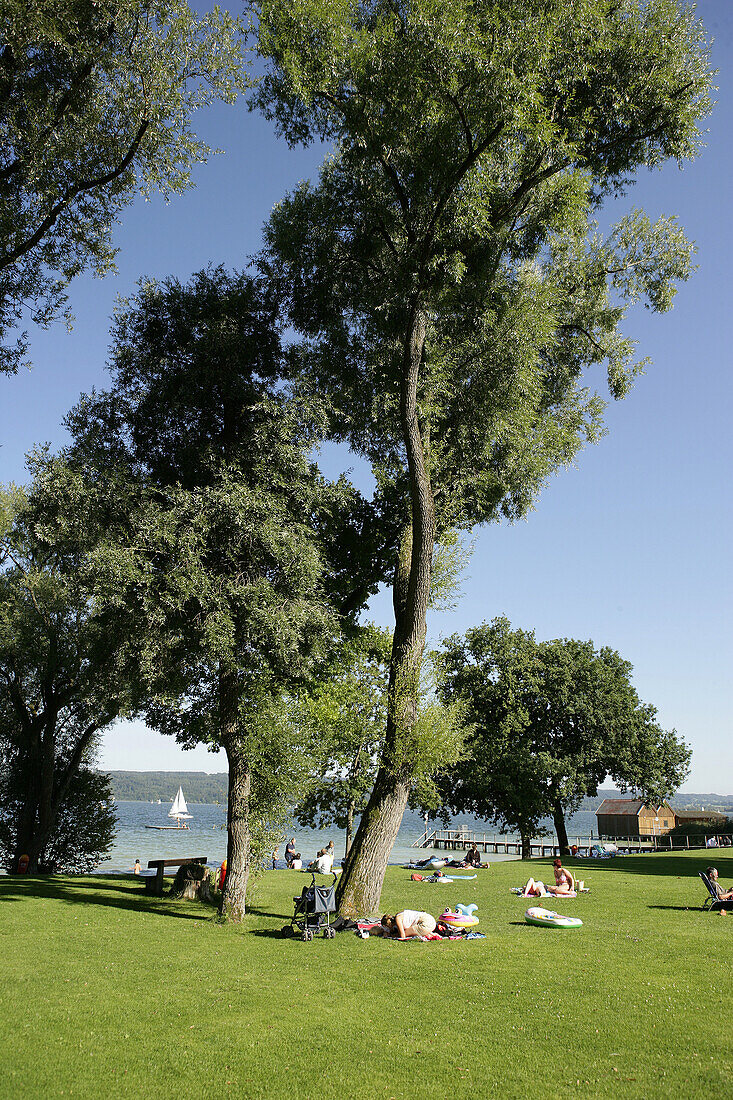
412, 827, 730, 858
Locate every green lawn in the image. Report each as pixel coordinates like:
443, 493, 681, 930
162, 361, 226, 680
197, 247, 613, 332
1, 851, 731, 1099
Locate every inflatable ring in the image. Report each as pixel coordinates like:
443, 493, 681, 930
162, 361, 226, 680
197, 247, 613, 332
440, 903, 479, 928
524, 906, 583, 929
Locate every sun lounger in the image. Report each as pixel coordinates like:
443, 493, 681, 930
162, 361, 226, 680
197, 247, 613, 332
699, 870, 727, 910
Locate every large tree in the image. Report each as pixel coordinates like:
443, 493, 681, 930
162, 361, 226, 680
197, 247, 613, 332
65, 267, 382, 919
251, 0, 713, 912
0, 0, 245, 373
436, 617, 691, 857
0, 475, 131, 872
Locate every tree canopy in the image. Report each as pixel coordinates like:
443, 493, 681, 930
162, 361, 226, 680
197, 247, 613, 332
0, 0, 246, 373
436, 617, 691, 855
251, 0, 713, 913
64, 267, 384, 918
0, 471, 131, 872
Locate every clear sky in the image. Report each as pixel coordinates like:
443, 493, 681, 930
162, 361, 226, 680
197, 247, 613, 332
1, 2, 730, 792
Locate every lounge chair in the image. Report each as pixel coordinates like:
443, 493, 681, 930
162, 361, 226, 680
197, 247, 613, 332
699, 870, 726, 910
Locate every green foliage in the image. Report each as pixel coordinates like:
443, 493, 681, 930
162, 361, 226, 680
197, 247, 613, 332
390, 658, 468, 808
65, 268, 339, 732
436, 617, 691, 839
254, 0, 713, 532
63, 268, 359, 912
0, 0, 247, 372
293, 623, 391, 833
0, 475, 135, 871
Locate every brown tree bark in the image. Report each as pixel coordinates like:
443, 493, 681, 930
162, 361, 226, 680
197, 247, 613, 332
219, 667, 251, 922
336, 306, 434, 916
220, 739, 251, 922
345, 801, 355, 858
553, 799, 570, 857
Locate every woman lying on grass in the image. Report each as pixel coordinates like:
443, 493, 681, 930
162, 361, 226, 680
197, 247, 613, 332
379, 910, 437, 939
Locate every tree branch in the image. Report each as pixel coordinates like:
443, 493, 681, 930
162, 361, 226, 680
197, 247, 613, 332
0, 119, 150, 271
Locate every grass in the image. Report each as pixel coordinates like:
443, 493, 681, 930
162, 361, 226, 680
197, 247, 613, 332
1, 851, 731, 1099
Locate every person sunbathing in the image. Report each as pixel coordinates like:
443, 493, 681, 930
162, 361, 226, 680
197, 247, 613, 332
522, 877, 548, 897
707, 867, 733, 901
550, 858, 575, 894
523, 861, 576, 897
379, 910, 437, 939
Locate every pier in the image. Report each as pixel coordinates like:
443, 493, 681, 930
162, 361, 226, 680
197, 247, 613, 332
413, 827, 713, 858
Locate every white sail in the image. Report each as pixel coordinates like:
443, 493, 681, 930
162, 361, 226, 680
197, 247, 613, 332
168, 786, 192, 819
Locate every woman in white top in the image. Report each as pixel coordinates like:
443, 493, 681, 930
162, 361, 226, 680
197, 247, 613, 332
380, 910, 437, 939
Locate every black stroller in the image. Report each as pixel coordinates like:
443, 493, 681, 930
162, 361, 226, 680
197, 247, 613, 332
284, 872, 338, 940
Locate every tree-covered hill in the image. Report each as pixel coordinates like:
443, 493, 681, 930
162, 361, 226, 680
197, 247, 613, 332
105, 773, 732, 814
108, 772, 228, 803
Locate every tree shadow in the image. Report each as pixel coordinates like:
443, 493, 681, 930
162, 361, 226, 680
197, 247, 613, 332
245, 905, 292, 920
0, 875, 209, 921
541, 853, 733, 880
647, 904, 716, 913
248, 928, 299, 939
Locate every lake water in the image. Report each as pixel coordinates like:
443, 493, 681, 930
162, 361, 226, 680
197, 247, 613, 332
98, 802, 600, 871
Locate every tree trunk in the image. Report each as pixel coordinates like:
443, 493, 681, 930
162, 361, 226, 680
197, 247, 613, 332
337, 306, 434, 916
219, 667, 250, 922
553, 799, 570, 856
345, 801, 355, 858
15, 726, 43, 872
520, 832, 531, 860
220, 739, 251, 922
30, 716, 58, 871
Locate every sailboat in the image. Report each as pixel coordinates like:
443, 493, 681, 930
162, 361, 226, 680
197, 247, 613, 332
145, 786, 193, 830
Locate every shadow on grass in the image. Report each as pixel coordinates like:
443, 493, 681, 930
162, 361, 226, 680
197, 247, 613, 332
245, 905, 292, 920
648, 904, 713, 913
0, 875, 209, 921
249, 928, 298, 939
548, 852, 733, 880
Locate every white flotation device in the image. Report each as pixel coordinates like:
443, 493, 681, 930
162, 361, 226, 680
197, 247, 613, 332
524, 906, 583, 929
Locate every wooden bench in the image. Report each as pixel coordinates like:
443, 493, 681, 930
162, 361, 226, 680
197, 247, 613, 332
146, 856, 208, 896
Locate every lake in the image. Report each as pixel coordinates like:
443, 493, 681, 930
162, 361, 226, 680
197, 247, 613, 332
98, 802, 600, 871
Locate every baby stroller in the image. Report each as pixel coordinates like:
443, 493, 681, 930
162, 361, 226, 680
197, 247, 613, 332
284, 871, 338, 940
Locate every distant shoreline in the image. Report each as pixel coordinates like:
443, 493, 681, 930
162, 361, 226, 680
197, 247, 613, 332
105, 771, 733, 814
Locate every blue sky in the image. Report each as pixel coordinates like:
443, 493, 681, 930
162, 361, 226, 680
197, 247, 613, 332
1, 2, 730, 792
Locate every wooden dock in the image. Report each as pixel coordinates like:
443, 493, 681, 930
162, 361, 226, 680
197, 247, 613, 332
414, 828, 712, 858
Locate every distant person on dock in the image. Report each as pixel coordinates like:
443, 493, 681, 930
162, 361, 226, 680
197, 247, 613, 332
707, 867, 733, 901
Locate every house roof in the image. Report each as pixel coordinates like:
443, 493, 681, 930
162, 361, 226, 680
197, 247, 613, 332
596, 798, 673, 816
596, 799, 646, 816
675, 810, 728, 823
